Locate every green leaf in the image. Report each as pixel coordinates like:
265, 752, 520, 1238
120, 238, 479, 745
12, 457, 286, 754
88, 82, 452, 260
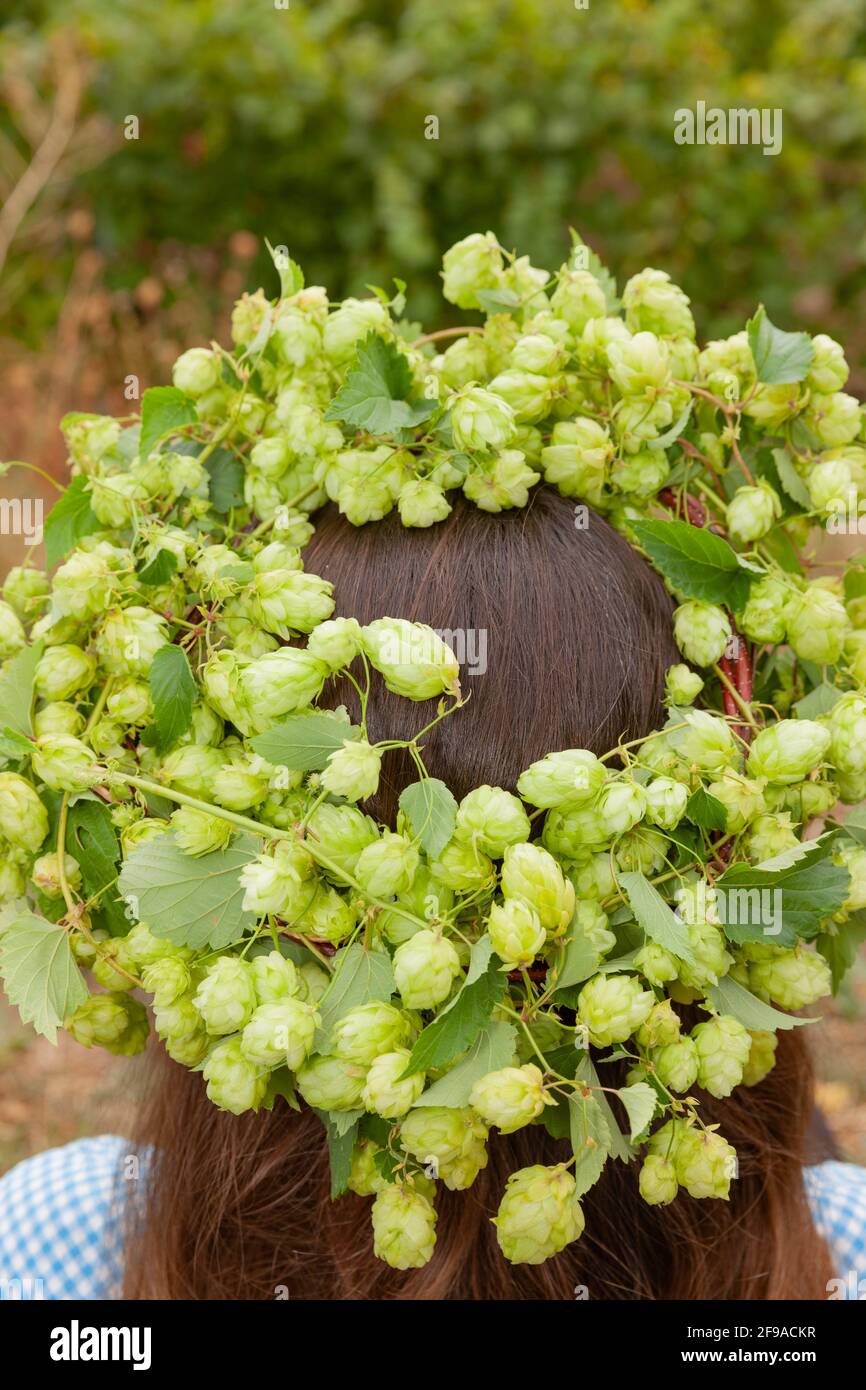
716, 835, 850, 946
65, 799, 127, 935
793, 682, 843, 720
399, 779, 458, 859
686, 787, 728, 832
840, 807, 866, 848
573, 1053, 634, 1161
568, 1091, 611, 1197
0, 640, 41, 736
262, 1067, 300, 1112
617, 1082, 658, 1141
555, 918, 602, 991
118, 832, 260, 950
138, 386, 198, 459
630, 519, 753, 608
137, 549, 178, 586
705, 975, 817, 1031
266, 238, 305, 298
251, 713, 362, 772
0, 912, 88, 1043
475, 287, 521, 315
319, 1113, 358, 1199
412, 1021, 517, 1108
401, 956, 506, 1077
147, 645, 196, 752
746, 305, 814, 386
817, 912, 866, 994
0, 725, 33, 760
44, 477, 101, 568
770, 448, 812, 510
648, 401, 692, 451
315, 943, 396, 1048
617, 869, 697, 966
324, 333, 437, 436
204, 447, 244, 513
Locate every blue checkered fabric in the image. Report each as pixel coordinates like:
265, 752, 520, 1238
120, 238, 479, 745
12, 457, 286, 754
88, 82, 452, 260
0, 1137, 865, 1299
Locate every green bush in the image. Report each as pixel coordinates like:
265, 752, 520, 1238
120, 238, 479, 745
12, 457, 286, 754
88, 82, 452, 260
5, 0, 866, 353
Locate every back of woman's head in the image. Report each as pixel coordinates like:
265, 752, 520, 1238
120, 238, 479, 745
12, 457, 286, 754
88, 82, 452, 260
125, 489, 831, 1300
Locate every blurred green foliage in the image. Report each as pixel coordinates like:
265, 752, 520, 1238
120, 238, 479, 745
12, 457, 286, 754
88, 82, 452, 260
4, 0, 866, 349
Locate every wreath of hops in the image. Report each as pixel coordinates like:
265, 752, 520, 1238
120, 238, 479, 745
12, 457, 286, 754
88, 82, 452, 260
1, 230, 866, 1271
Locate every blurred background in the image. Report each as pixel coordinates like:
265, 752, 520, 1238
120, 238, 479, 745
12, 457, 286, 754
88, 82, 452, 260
1, 0, 865, 1172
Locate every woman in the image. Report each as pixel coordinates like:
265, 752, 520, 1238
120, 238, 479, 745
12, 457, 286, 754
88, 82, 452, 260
1, 489, 864, 1300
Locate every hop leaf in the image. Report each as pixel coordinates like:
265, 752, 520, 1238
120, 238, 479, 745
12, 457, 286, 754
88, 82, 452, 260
0, 912, 88, 1043
325, 334, 437, 437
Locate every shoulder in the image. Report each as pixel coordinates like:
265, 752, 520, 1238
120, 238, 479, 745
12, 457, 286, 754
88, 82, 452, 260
805, 1160, 866, 1297
0, 1134, 142, 1300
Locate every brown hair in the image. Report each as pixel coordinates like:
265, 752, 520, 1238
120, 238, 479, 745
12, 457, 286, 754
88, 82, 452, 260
124, 488, 831, 1299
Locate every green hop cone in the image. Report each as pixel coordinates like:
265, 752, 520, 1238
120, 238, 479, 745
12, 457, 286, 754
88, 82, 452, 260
706, 770, 766, 833
726, 481, 781, 545
362, 1048, 425, 1118
142, 956, 191, 1007
540, 417, 612, 505
450, 386, 516, 453
748, 947, 832, 1009
399, 1107, 489, 1190
516, 749, 606, 809
454, 784, 531, 857
306, 803, 378, 878
355, 831, 419, 897
487, 898, 546, 966
747, 719, 831, 785
430, 836, 495, 891
361, 618, 459, 700
32, 735, 99, 792
193, 955, 257, 1036
786, 585, 849, 664
463, 450, 540, 512
250, 949, 303, 1004
306, 616, 363, 673
296, 1054, 367, 1111
493, 1164, 584, 1266
33, 702, 85, 739
331, 1001, 412, 1064
644, 776, 689, 830
170, 807, 233, 856
34, 643, 96, 700
441, 231, 504, 310
746, 812, 799, 863
742, 1029, 779, 1087
469, 1063, 550, 1134
828, 695, 866, 776
691, 1015, 752, 1098
638, 1154, 679, 1206
393, 928, 462, 1010
0, 773, 49, 852
347, 1139, 388, 1196
202, 1037, 268, 1115
672, 709, 737, 771
30, 851, 81, 900
634, 942, 678, 987
371, 1182, 437, 1269
674, 1127, 738, 1200
622, 267, 694, 338
397, 479, 452, 528
665, 663, 704, 705
636, 999, 681, 1048
500, 842, 575, 936
251, 568, 334, 639
550, 267, 607, 334
172, 346, 221, 396
66, 992, 148, 1056
738, 574, 791, 644
124, 922, 191, 970
652, 1038, 699, 1094
321, 739, 382, 802
577, 973, 655, 1046
673, 602, 732, 668
240, 998, 319, 1069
